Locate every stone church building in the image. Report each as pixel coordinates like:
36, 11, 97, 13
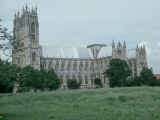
12, 6, 148, 88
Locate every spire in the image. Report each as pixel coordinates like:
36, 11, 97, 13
118, 41, 122, 48
14, 12, 17, 24
35, 6, 38, 15
31, 7, 34, 13
17, 11, 20, 17
14, 12, 17, 18
143, 45, 146, 55
25, 4, 28, 11
123, 41, 126, 48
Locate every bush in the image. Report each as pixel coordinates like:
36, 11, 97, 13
67, 79, 80, 89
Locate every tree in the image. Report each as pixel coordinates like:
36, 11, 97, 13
94, 78, 102, 88
0, 18, 23, 59
67, 79, 80, 89
18, 66, 61, 92
18, 66, 36, 91
44, 69, 61, 90
136, 67, 159, 86
104, 59, 132, 87
0, 59, 20, 93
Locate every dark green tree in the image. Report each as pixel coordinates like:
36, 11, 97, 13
104, 59, 132, 87
44, 69, 61, 90
67, 79, 80, 89
18, 66, 36, 91
0, 59, 20, 93
136, 67, 159, 86
19, 66, 61, 92
94, 78, 102, 88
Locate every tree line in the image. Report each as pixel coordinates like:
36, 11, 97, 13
104, 59, 160, 88
0, 60, 61, 93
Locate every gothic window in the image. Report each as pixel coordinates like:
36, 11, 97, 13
31, 22, 36, 34
32, 52, 36, 63
61, 61, 65, 71
79, 61, 83, 72
90, 62, 94, 71
42, 62, 46, 69
48, 61, 52, 70
85, 61, 88, 71
91, 74, 95, 85
85, 75, 88, 84
31, 35, 35, 41
55, 60, 59, 71
31, 22, 36, 41
117, 49, 122, 55
17, 57, 21, 64
78, 74, 82, 84
67, 61, 71, 71
73, 61, 77, 72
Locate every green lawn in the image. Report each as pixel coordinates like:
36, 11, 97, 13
1, 87, 160, 120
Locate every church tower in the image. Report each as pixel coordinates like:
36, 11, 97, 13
12, 5, 40, 69
136, 45, 148, 76
112, 41, 127, 60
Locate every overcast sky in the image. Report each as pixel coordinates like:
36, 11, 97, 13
1, 0, 160, 73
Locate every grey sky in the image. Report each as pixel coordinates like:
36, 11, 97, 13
1, 0, 160, 73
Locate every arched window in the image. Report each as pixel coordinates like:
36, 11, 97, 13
31, 22, 36, 41
91, 74, 95, 85
67, 61, 71, 71
61, 60, 65, 71
85, 75, 88, 84
85, 61, 88, 71
73, 61, 77, 72
79, 61, 83, 72
32, 52, 36, 62
78, 74, 82, 84
48, 61, 52, 70
31, 22, 36, 34
90, 62, 94, 71
55, 60, 59, 71
117, 49, 122, 55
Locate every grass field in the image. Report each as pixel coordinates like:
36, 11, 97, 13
1, 87, 160, 120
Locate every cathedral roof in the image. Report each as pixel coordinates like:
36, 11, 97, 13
42, 45, 137, 59
42, 46, 94, 59
42, 45, 113, 59
97, 46, 112, 58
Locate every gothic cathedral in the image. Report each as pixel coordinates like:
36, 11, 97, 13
12, 6, 148, 88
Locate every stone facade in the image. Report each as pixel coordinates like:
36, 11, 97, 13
12, 6, 148, 88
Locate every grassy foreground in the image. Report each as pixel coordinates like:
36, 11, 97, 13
1, 87, 160, 120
